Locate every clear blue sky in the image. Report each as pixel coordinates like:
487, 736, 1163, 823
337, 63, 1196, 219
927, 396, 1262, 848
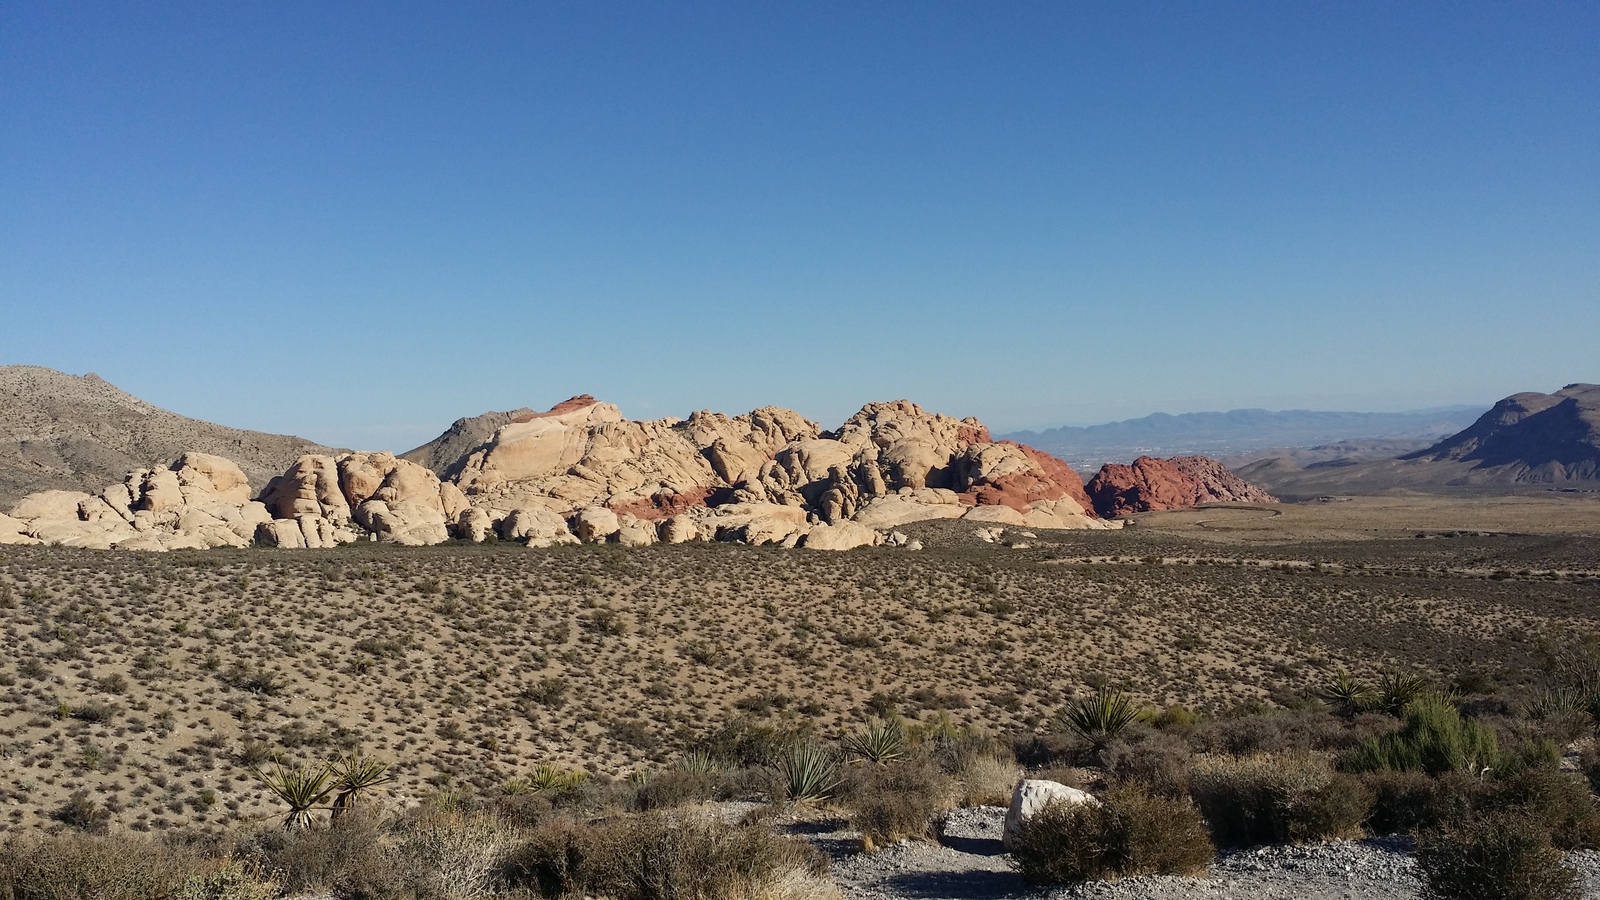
3, 2, 1596, 449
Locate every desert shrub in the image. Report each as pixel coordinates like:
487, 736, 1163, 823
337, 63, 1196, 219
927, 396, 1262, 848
0, 834, 273, 900
842, 755, 951, 847
1009, 784, 1213, 884
633, 770, 717, 811
1360, 769, 1439, 836
1341, 696, 1499, 776
387, 808, 525, 900
503, 812, 832, 900
1099, 726, 1193, 798
951, 751, 1019, 807
237, 808, 394, 898
52, 790, 110, 833
1483, 769, 1600, 851
1416, 811, 1579, 900
1189, 752, 1371, 848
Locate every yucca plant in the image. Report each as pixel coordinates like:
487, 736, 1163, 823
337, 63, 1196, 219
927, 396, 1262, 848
1320, 670, 1372, 718
1375, 672, 1430, 717
253, 762, 334, 830
844, 718, 905, 765
1059, 687, 1141, 749
776, 742, 838, 803
527, 762, 588, 792
329, 753, 394, 819
675, 749, 719, 775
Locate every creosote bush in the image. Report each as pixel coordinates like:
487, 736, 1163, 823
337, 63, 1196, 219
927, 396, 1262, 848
1009, 783, 1213, 884
1417, 810, 1579, 900
502, 812, 834, 900
1189, 752, 1371, 848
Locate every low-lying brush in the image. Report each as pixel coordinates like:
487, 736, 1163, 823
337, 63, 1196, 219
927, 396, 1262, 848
1009, 783, 1214, 884
1416, 810, 1580, 900
1189, 752, 1370, 848
503, 812, 836, 900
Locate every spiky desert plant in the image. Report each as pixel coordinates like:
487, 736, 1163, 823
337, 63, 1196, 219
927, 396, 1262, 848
1059, 688, 1141, 749
1375, 672, 1430, 717
776, 742, 838, 803
1320, 670, 1372, 718
527, 762, 587, 793
253, 762, 335, 830
844, 718, 905, 765
330, 753, 394, 819
675, 749, 719, 775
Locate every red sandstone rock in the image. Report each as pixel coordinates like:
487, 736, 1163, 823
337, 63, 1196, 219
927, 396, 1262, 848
509, 395, 599, 424
962, 442, 1097, 514
1085, 455, 1275, 517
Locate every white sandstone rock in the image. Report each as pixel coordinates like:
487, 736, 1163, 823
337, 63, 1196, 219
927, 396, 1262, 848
1004, 779, 1101, 849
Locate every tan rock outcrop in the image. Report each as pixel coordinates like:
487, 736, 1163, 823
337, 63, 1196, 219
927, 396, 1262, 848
10, 457, 274, 551
801, 521, 882, 551
572, 506, 621, 543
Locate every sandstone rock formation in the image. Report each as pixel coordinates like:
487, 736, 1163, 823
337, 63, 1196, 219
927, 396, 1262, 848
10, 393, 1122, 552
1085, 455, 1276, 517
256, 451, 458, 547
413, 396, 1116, 546
5, 453, 273, 550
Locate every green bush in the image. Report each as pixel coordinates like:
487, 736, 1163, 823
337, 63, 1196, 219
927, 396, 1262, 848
1342, 696, 1499, 776
1009, 784, 1213, 884
633, 770, 717, 811
1417, 811, 1578, 900
1189, 752, 1371, 848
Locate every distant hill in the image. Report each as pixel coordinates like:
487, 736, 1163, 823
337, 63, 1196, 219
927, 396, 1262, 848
1236, 384, 1600, 499
1000, 406, 1485, 473
0, 365, 333, 509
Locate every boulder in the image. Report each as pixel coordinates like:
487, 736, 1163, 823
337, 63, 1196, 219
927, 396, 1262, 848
851, 494, 967, 530
1004, 780, 1101, 849
961, 505, 1028, 526
10, 490, 94, 522
455, 507, 494, 542
173, 452, 253, 504
259, 456, 350, 521
657, 514, 701, 544
256, 519, 307, 549
616, 516, 659, 547
498, 506, 576, 546
801, 521, 882, 551
572, 506, 621, 543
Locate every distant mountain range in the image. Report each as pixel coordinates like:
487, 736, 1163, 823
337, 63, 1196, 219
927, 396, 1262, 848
1236, 384, 1600, 499
998, 406, 1486, 474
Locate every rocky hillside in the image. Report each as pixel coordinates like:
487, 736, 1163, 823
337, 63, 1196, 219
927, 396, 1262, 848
0, 366, 333, 509
1085, 455, 1276, 517
1238, 383, 1600, 499
1402, 383, 1600, 481
4, 392, 1116, 552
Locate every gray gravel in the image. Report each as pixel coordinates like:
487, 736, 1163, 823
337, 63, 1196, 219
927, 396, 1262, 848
815, 806, 1600, 900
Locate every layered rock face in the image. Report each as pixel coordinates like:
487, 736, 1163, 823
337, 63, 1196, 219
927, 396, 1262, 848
3, 453, 273, 550
1085, 455, 1276, 517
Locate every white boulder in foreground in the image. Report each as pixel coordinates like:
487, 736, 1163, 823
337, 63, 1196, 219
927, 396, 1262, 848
1003, 779, 1100, 849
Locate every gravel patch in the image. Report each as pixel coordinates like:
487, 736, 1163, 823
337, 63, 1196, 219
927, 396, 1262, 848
818, 806, 1600, 900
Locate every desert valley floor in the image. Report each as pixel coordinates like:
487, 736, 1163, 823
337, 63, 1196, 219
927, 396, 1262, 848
2, 492, 1597, 835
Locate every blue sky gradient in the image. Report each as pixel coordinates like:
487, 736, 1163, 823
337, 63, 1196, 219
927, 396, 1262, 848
2, 2, 1596, 449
